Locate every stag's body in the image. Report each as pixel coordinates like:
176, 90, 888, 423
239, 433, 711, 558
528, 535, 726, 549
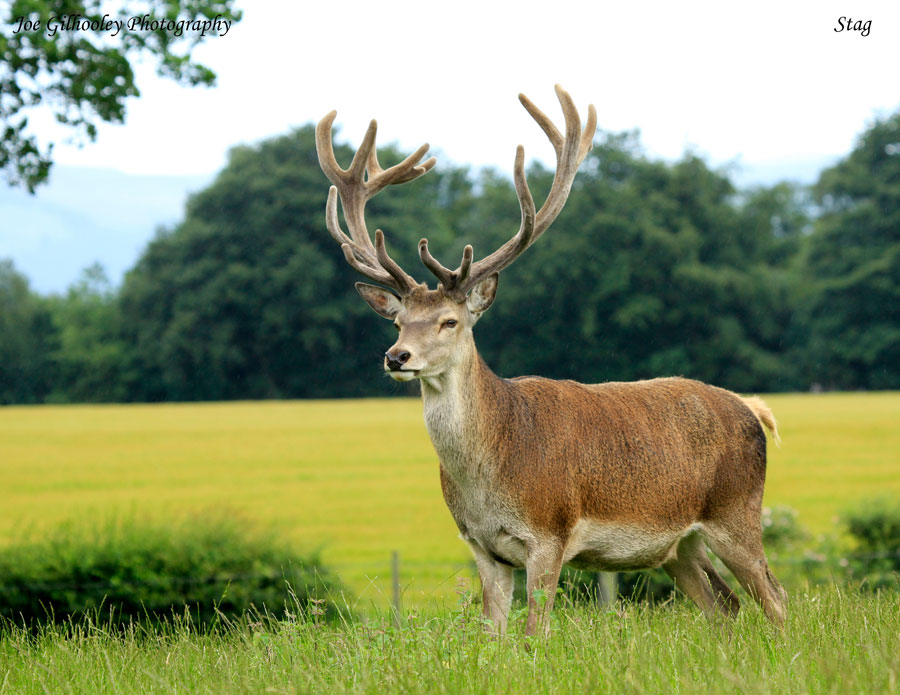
430, 362, 766, 574
315, 87, 785, 636
411, 288, 782, 634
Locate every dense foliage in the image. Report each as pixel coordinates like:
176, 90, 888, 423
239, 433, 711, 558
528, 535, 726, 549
803, 112, 900, 389
839, 498, 900, 590
2, 108, 899, 403
0, 259, 56, 402
0, 513, 344, 626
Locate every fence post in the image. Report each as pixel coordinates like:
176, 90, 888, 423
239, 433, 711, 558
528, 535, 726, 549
391, 550, 401, 623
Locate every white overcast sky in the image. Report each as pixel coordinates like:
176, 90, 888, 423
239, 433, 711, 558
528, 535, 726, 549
38, 0, 900, 179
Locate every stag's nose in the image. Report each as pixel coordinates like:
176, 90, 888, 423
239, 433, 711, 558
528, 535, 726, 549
385, 349, 411, 371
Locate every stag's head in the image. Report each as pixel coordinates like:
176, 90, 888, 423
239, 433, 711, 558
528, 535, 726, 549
315, 86, 596, 382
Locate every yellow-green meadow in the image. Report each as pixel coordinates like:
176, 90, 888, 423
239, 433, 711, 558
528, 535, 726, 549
1, 392, 897, 605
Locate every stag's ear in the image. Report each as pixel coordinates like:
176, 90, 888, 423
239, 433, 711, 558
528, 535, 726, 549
466, 273, 499, 319
356, 282, 402, 319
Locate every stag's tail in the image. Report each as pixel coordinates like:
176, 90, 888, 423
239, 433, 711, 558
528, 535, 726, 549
742, 396, 780, 446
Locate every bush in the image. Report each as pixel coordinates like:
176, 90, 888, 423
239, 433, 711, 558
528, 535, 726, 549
0, 513, 348, 627
842, 497, 900, 590
762, 505, 807, 551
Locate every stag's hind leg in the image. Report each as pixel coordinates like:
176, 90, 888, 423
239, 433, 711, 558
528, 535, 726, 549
702, 521, 786, 627
664, 532, 740, 619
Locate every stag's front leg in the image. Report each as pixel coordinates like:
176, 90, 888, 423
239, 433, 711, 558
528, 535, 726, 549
524, 543, 564, 637
469, 544, 514, 634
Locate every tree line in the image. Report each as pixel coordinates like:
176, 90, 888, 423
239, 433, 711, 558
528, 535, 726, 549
2, 112, 898, 404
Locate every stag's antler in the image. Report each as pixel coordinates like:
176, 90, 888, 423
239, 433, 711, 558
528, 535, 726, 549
317, 86, 594, 300
315, 112, 436, 295
420, 85, 596, 299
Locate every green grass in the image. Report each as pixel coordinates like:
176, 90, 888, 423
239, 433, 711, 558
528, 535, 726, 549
0, 587, 897, 694
0, 393, 898, 605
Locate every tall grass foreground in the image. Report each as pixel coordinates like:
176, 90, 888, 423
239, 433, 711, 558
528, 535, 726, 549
0, 586, 897, 694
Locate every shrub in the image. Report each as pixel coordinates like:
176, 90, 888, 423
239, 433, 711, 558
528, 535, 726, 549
762, 505, 807, 550
759, 504, 815, 587
842, 497, 900, 590
0, 512, 347, 627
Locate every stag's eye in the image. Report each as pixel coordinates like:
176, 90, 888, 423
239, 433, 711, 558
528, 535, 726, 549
442, 319, 458, 329
394, 323, 401, 331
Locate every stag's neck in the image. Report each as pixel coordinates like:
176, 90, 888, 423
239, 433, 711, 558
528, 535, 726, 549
419, 344, 501, 468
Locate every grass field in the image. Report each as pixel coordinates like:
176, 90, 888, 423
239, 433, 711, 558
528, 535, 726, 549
1, 587, 897, 694
1, 392, 898, 606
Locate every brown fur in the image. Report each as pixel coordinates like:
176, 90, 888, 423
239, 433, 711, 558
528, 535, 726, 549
424, 338, 786, 635
477, 373, 766, 539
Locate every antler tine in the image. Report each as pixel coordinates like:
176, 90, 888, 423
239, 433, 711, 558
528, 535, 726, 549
579, 104, 598, 163
392, 155, 438, 184
316, 109, 434, 295
339, 243, 396, 287
419, 239, 476, 295
328, 187, 405, 287
514, 145, 538, 241
456, 245, 473, 286
324, 186, 354, 249
348, 119, 378, 180
375, 230, 418, 294
315, 111, 344, 183
530, 85, 592, 239
519, 93, 563, 157
368, 143, 437, 188
418, 238, 455, 289
424, 86, 594, 298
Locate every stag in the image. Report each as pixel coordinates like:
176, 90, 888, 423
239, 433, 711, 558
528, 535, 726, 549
315, 86, 786, 636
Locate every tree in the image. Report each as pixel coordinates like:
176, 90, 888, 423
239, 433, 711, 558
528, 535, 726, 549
733, 182, 811, 390
0, 259, 57, 403
803, 111, 900, 389
45, 263, 131, 401
1, 0, 241, 191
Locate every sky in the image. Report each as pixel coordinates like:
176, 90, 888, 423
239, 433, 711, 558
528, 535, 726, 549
3, 0, 900, 292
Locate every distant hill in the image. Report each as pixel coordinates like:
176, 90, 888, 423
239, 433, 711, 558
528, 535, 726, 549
0, 167, 212, 294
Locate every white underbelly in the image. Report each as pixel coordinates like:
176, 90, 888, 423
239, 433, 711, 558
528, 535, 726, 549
563, 520, 703, 571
